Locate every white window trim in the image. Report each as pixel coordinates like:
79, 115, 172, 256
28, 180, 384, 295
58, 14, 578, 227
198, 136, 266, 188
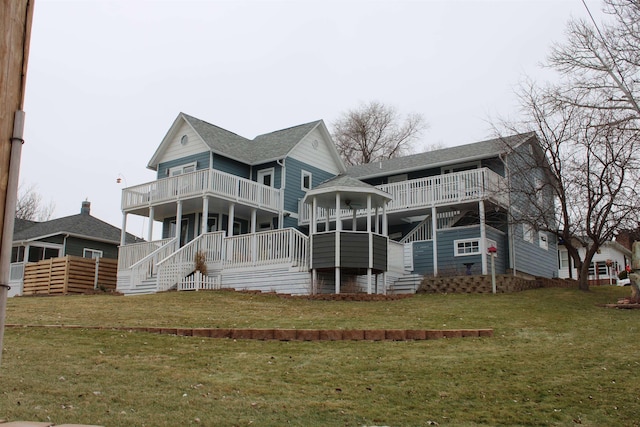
83, 248, 103, 259
523, 224, 534, 243
301, 170, 312, 190
538, 231, 549, 250
169, 162, 197, 176
257, 168, 275, 187
454, 238, 481, 257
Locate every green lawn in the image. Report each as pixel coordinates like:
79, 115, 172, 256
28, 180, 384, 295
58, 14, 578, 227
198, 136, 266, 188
1, 287, 638, 426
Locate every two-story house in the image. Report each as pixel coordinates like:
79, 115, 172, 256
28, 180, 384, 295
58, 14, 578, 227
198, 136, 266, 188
116, 113, 558, 295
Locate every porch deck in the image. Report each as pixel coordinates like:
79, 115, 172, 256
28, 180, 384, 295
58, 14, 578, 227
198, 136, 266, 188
121, 168, 281, 215
298, 167, 507, 224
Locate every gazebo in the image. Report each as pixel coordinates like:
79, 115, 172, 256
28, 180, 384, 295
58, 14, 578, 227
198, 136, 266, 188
302, 175, 392, 294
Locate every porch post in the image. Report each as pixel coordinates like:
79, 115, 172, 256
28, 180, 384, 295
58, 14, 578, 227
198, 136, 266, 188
375, 207, 380, 234
311, 196, 317, 293
251, 208, 257, 265
367, 195, 372, 294
480, 200, 487, 275
250, 208, 257, 233
228, 203, 235, 237
147, 206, 154, 241
176, 200, 183, 246
335, 192, 341, 294
120, 212, 128, 246
432, 206, 438, 277
382, 203, 388, 236
352, 209, 357, 231
201, 196, 209, 235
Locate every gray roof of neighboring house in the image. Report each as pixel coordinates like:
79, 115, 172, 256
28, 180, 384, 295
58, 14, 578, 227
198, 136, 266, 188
182, 113, 322, 164
346, 132, 536, 179
315, 174, 381, 191
13, 212, 141, 245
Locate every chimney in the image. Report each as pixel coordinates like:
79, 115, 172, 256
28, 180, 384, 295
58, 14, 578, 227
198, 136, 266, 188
81, 200, 91, 215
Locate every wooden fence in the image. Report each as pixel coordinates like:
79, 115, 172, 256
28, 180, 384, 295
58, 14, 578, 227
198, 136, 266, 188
22, 256, 118, 295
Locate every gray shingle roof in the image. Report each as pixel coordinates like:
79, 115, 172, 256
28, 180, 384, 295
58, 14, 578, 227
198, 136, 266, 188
182, 113, 322, 164
250, 121, 322, 163
346, 132, 536, 179
182, 114, 252, 162
13, 213, 140, 245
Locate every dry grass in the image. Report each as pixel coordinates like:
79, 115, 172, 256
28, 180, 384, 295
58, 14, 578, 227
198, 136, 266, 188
1, 286, 639, 426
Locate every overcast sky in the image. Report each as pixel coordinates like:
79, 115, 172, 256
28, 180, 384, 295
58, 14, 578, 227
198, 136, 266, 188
21, 0, 604, 239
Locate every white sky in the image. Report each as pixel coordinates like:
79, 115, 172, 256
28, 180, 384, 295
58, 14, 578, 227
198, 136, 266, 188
21, 0, 604, 239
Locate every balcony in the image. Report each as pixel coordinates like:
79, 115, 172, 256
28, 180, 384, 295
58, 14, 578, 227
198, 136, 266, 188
299, 167, 507, 224
121, 169, 282, 215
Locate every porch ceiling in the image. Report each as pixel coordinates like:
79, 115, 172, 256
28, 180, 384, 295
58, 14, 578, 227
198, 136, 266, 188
126, 196, 278, 222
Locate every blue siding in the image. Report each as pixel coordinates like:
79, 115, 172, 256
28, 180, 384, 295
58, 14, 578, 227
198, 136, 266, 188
252, 161, 282, 188
157, 152, 210, 179
284, 157, 336, 214
213, 154, 251, 178
512, 224, 558, 278
412, 241, 434, 274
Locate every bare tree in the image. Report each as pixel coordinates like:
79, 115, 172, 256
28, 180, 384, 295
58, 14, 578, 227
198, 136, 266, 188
15, 183, 55, 221
497, 0, 640, 291
332, 101, 427, 166
547, 0, 640, 121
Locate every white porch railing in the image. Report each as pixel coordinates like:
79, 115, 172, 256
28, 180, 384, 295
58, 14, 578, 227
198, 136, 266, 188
224, 228, 309, 271
118, 239, 172, 270
128, 238, 179, 291
157, 231, 225, 292
121, 169, 281, 212
9, 262, 25, 283
388, 240, 406, 274
299, 168, 507, 224
178, 271, 221, 291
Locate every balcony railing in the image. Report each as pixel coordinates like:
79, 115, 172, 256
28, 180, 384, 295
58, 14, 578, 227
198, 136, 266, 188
299, 167, 507, 224
121, 169, 281, 212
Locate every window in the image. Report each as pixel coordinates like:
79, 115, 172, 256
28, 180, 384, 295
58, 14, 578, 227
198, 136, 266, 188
169, 162, 196, 176
559, 249, 570, 269
301, 170, 312, 190
387, 174, 408, 183
523, 224, 534, 243
538, 231, 548, 250
11, 246, 25, 263
257, 168, 274, 187
170, 218, 189, 246
455, 238, 480, 256
27, 245, 61, 262
589, 261, 608, 277
83, 248, 103, 259
207, 216, 218, 232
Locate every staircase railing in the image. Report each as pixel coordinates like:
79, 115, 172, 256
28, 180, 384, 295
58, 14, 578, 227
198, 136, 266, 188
128, 238, 178, 291
224, 228, 309, 271
156, 231, 226, 292
118, 239, 172, 270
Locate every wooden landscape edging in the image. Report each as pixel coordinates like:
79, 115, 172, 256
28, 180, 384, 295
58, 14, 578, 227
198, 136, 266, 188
5, 324, 493, 341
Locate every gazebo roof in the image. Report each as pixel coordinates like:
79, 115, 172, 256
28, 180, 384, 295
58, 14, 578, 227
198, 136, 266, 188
302, 174, 391, 209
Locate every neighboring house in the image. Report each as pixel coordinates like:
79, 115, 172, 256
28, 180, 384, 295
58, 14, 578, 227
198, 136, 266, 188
558, 239, 632, 286
116, 112, 558, 295
9, 201, 141, 296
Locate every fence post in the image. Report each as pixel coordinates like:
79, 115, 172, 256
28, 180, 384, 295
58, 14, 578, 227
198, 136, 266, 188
94, 257, 100, 290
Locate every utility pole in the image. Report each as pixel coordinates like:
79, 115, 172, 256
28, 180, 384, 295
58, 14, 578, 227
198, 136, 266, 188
0, 0, 34, 367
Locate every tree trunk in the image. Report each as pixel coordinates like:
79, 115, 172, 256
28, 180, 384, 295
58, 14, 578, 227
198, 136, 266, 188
578, 262, 591, 291
629, 273, 640, 303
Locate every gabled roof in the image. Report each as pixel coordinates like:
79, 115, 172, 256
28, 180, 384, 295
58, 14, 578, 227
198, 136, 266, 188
13, 213, 140, 245
250, 120, 323, 163
149, 113, 343, 170
346, 132, 536, 179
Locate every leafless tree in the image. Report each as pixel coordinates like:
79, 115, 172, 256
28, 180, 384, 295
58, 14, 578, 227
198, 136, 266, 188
547, 0, 640, 122
497, 0, 640, 291
15, 183, 55, 221
332, 101, 427, 166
